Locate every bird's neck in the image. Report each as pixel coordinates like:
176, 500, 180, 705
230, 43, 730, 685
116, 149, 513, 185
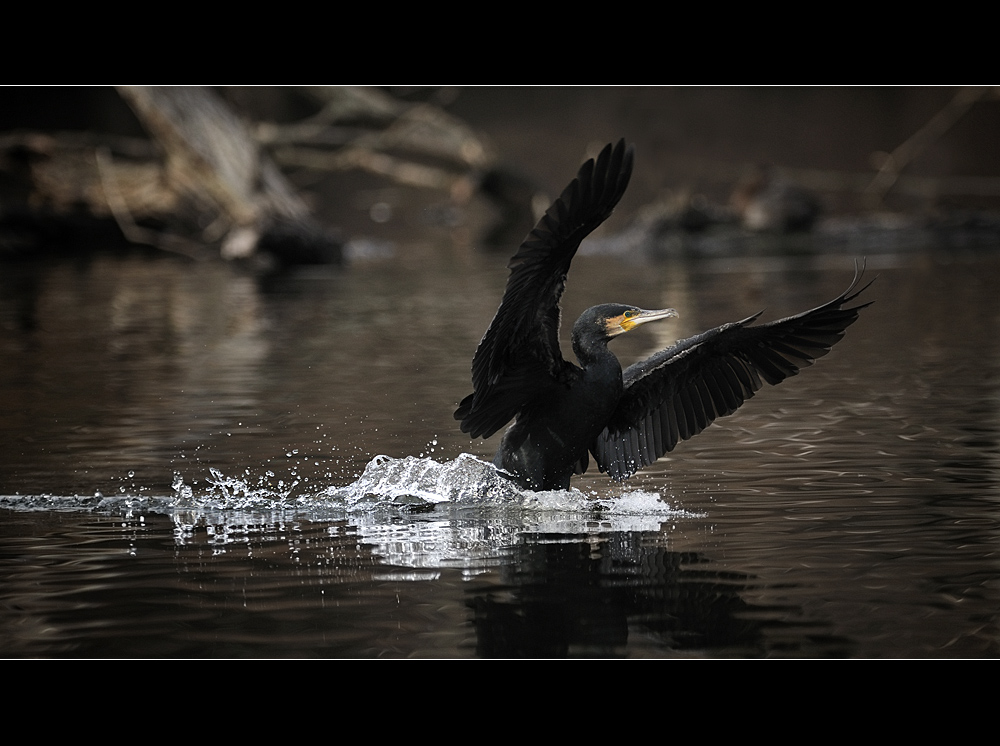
572, 336, 624, 423
572, 334, 619, 373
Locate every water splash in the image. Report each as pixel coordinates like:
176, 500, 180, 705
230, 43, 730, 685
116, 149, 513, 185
324, 453, 522, 506
0, 454, 691, 518
316, 454, 690, 516
0, 455, 698, 568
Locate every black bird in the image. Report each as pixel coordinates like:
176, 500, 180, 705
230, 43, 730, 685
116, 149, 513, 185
455, 140, 871, 491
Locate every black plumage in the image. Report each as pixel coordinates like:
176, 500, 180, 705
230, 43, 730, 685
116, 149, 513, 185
455, 140, 871, 491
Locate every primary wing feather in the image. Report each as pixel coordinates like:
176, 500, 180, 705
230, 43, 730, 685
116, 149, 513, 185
456, 140, 635, 438
593, 268, 873, 479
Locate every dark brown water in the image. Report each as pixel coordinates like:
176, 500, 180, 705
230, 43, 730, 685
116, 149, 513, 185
2, 244, 999, 657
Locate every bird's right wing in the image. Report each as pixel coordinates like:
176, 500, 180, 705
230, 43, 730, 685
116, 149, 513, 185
456, 139, 635, 438
593, 268, 873, 479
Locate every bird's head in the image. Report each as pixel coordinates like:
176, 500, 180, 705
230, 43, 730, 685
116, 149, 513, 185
576, 303, 679, 342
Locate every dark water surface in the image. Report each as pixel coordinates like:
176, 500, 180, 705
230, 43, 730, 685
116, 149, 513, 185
2, 245, 999, 657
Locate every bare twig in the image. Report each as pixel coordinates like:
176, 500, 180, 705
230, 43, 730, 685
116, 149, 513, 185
95, 147, 205, 259
865, 86, 992, 203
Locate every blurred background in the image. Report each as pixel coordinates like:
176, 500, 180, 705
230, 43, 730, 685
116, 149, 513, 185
2, 86, 999, 267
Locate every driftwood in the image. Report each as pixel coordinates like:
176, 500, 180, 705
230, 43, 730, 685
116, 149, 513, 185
259, 86, 493, 191
120, 87, 307, 223
0, 86, 495, 265
115, 86, 335, 264
4, 87, 999, 264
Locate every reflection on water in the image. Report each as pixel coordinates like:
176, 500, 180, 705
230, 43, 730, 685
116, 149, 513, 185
2, 247, 1000, 657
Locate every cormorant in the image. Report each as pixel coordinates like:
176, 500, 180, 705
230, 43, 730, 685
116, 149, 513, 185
455, 140, 871, 491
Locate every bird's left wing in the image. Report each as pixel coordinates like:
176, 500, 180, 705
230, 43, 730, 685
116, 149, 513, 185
593, 268, 873, 479
456, 140, 635, 438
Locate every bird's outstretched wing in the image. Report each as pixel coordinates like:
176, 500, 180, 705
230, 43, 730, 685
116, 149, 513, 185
456, 139, 635, 438
593, 267, 873, 479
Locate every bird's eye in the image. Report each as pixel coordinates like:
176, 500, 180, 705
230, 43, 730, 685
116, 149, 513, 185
624, 310, 635, 318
